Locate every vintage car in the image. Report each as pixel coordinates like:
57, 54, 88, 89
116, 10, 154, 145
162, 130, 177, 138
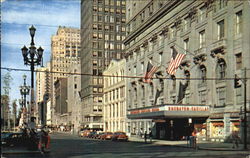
1, 132, 25, 147
111, 132, 128, 141
99, 132, 113, 140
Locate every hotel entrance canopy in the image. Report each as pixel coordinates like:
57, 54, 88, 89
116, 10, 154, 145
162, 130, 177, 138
127, 104, 210, 119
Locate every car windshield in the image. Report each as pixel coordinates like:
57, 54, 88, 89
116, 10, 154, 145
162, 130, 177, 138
1, 133, 12, 139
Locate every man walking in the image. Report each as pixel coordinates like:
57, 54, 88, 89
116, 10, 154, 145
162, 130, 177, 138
149, 128, 153, 143
144, 130, 147, 143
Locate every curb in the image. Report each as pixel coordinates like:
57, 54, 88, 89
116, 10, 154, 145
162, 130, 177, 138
2, 151, 40, 154
128, 137, 249, 152
198, 147, 250, 151
2, 150, 50, 155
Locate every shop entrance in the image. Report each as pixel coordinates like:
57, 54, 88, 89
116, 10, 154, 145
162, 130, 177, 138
154, 118, 207, 140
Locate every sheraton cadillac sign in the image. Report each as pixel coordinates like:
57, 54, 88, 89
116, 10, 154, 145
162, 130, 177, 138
128, 105, 209, 115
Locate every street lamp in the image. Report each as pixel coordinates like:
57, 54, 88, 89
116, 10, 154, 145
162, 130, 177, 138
19, 74, 30, 124
19, 74, 30, 109
21, 25, 44, 119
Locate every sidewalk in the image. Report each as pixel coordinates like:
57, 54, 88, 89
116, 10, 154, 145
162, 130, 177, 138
2, 147, 50, 155
129, 136, 250, 151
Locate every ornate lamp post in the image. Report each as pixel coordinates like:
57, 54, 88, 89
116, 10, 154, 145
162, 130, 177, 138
21, 25, 44, 119
19, 74, 30, 124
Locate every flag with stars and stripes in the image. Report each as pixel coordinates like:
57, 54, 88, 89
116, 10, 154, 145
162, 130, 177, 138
143, 61, 158, 83
167, 47, 186, 75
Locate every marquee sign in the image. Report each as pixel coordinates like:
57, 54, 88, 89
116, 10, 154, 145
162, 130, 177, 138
128, 105, 209, 115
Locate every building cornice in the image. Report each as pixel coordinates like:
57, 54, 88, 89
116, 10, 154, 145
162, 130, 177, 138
124, 0, 183, 45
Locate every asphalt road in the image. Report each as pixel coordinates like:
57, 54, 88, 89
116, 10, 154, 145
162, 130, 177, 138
2, 132, 250, 158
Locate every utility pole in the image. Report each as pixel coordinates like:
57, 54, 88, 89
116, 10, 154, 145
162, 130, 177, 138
243, 67, 247, 150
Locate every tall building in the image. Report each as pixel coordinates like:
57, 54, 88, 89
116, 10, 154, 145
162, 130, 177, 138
35, 64, 51, 123
50, 26, 80, 126
103, 59, 126, 132
67, 63, 82, 133
80, 0, 126, 129
124, 0, 250, 142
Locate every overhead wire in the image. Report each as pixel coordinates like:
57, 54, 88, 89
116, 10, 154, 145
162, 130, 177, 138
1, 67, 249, 80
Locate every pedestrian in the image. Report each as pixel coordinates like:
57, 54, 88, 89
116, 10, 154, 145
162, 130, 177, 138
140, 128, 143, 138
144, 131, 147, 143
232, 131, 239, 148
149, 128, 153, 143
190, 130, 197, 148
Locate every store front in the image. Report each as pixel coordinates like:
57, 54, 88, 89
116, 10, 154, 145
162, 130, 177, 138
127, 104, 210, 140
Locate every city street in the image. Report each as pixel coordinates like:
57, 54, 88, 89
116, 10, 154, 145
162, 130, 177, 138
2, 132, 250, 158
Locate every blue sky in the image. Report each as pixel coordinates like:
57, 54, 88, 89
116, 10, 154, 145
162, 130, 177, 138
1, 0, 80, 106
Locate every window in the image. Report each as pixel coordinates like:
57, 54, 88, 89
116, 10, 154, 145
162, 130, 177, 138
169, 26, 175, 39
236, 11, 242, 35
159, 52, 163, 64
184, 70, 190, 86
134, 65, 136, 74
235, 53, 242, 70
217, 20, 225, 40
217, 59, 226, 79
148, 3, 154, 15
218, 0, 227, 9
150, 83, 154, 97
140, 11, 145, 22
93, 78, 98, 84
200, 65, 207, 83
184, 38, 189, 52
198, 6, 206, 22
93, 24, 98, 30
199, 90, 206, 104
142, 85, 145, 98
141, 62, 144, 72
98, 33, 103, 39
93, 15, 97, 22
116, 0, 120, 6
199, 30, 205, 48
236, 88, 242, 105
171, 96, 176, 104
98, 15, 102, 22
216, 87, 226, 106
93, 87, 98, 93
104, 15, 109, 22
183, 17, 190, 31
93, 33, 97, 39
172, 76, 176, 90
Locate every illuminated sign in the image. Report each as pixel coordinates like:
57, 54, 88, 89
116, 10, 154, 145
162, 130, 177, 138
128, 105, 209, 115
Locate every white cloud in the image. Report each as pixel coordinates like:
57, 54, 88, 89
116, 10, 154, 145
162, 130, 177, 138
1, 0, 80, 103
2, 1, 80, 28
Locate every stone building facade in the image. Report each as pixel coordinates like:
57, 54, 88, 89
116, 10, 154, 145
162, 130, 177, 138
50, 26, 80, 126
103, 59, 126, 132
80, 0, 126, 129
67, 63, 82, 133
54, 78, 68, 126
124, 0, 250, 141
35, 64, 50, 124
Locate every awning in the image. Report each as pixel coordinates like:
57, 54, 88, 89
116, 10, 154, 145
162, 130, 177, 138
127, 104, 210, 119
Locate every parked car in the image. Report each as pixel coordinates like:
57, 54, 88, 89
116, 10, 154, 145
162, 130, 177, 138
111, 132, 128, 141
1, 132, 25, 147
87, 131, 97, 138
99, 132, 113, 140
96, 132, 104, 139
79, 130, 85, 137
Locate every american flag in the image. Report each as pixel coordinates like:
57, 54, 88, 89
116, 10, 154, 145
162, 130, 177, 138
143, 61, 158, 83
167, 47, 186, 75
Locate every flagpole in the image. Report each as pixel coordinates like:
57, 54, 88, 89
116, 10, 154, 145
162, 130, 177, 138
174, 43, 196, 56
149, 57, 170, 69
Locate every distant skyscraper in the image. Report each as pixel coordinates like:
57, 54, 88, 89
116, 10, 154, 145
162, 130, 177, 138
80, 0, 126, 129
35, 64, 50, 121
50, 26, 80, 125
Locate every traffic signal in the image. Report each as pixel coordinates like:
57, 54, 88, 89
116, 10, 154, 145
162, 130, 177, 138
234, 74, 242, 88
